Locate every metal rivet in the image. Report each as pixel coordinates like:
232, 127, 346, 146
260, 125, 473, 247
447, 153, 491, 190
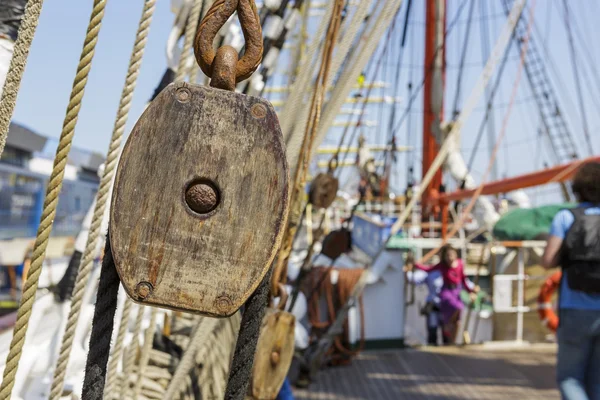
176, 87, 191, 103
270, 350, 280, 366
251, 103, 267, 119
185, 180, 220, 214
135, 281, 153, 300
215, 295, 232, 313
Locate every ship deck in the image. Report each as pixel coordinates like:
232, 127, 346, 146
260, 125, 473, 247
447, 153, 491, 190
294, 344, 558, 400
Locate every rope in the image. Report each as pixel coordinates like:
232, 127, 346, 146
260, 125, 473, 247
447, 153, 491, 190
307, 267, 365, 363
120, 304, 145, 399
285, 0, 372, 155
133, 308, 158, 399
103, 297, 133, 398
0, 2, 108, 397
163, 318, 219, 400
304, 0, 404, 163
49, 2, 156, 397
0, 0, 44, 158
175, 0, 204, 82
82, 233, 120, 400
224, 269, 272, 400
280, 0, 334, 138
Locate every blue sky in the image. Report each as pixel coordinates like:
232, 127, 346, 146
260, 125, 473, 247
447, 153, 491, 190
11, 0, 600, 205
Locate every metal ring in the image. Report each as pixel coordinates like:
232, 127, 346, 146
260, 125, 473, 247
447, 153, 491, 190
194, 0, 263, 83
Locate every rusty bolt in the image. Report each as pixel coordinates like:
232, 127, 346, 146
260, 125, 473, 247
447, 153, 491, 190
135, 281, 153, 300
175, 87, 191, 103
270, 350, 280, 366
215, 294, 233, 313
185, 180, 219, 214
251, 103, 267, 119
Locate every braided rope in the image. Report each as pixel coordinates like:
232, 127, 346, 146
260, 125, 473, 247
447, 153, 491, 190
0, 0, 44, 157
120, 304, 145, 399
48, 2, 157, 397
133, 308, 157, 399
175, 0, 204, 82
102, 297, 133, 398
81, 234, 121, 400
0, 2, 108, 398
224, 270, 271, 400
163, 318, 218, 400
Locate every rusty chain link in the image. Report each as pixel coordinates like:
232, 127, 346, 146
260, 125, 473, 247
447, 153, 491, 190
194, 0, 263, 90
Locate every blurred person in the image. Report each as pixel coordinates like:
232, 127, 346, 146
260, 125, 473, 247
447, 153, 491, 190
405, 245, 478, 344
406, 265, 445, 345
542, 161, 600, 400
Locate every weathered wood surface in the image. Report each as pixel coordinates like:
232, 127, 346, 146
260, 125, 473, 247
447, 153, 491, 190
111, 82, 289, 317
251, 309, 296, 399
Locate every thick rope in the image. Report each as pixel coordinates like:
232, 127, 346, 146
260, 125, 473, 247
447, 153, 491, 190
0, 2, 108, 398
133, 308, 158, 399
175, 0, 204, 82
0, 0, 44, 158
82, 233, 120, 400
163, 318, 219, 400
224, 269, 272, 400
120, 304, 145, 399
280, 0, 334, 139
103, 297, 133, 398
48, 2, 157, 397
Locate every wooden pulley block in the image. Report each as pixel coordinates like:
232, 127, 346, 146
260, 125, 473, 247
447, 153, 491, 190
250, 308, 295, 400
110, 82, 289, 317
308, 172, 339, 209
321, 227, 352, 259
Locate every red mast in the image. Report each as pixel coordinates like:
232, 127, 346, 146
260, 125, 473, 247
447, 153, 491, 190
422, 0, 446, 219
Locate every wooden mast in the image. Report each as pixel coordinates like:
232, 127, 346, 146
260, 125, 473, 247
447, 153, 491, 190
422, 0, 446, 220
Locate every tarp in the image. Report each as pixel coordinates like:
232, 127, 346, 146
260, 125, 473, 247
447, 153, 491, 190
492, 203, 576, 241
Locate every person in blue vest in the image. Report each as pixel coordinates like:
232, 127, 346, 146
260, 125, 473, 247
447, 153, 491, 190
406, 266, 446, 345
542, 161, 600, 400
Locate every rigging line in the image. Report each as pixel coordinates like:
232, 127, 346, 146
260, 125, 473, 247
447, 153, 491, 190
382, 2, 412, 179
451, 0, 476, 117
561, 0, 594, 156
0, 2, 109, 398
389, 0, 470, 139
49, 2, 158, 398
562, 4, 600, 112
480, 0, 497, 182
462, 26, 514, 181
419, 0, 537, 265
564, 0, 600, 91
329, 12, 400, 173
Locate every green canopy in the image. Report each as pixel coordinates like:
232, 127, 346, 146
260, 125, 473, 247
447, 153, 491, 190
492, 203, 576, 241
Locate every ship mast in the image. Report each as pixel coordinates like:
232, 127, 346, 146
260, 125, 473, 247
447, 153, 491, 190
422, 0, 446, 220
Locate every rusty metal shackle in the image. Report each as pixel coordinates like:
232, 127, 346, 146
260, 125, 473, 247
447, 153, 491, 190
195, 0, 263, 85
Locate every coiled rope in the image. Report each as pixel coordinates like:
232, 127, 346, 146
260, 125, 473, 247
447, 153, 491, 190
49, 2, 157, 398
0, 0, 44, 157
163, 318, 219, 400
0, 2, 108, 398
